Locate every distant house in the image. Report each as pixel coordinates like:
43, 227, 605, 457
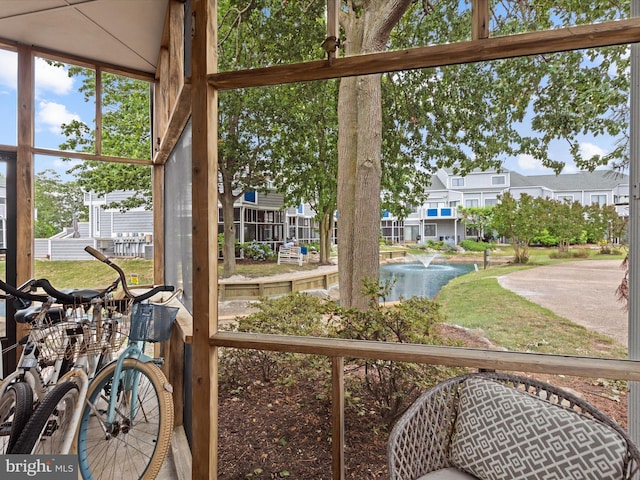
380, 168, 629, 245
33, 168, 628, 259
217, 190, 328, 255
35, 190, 153, 260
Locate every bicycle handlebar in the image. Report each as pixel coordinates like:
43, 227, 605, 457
0, 246, 175, 307
0, 278, 49, 303
84, 246, 175, 303
33, 278, 115, 305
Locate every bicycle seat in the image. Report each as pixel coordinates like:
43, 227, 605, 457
59, 289, 103, 299
14, 305, 65, 324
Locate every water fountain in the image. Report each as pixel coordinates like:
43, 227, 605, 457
408, 253, 440, 268
379, 256, 475, 301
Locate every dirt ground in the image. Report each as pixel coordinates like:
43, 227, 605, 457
216, 259, 631, 479
216, 323, 628, 479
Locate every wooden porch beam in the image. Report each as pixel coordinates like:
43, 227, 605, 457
472, 0, 490, 40
16, 45, 33, 285
210, 17, 640, 90
211, 332, 640, 382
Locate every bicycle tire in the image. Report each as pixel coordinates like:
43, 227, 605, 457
12, 380, 79, 454
77, 359, 174, 480
0, 382, 34, 453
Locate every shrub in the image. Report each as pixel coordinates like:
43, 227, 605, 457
426, 240, 446, 250
240, 241, 274, 261
219, 284, 464, 428
460, 239, 492, 252
219, 293, 334, 385
571, 248, 589, 258
533, 229, 558, 247
332, 279, 464, 426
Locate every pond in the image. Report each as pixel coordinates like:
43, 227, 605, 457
379, 255, 476, 302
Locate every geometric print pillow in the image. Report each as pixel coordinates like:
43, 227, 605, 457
449, 378, 627, 480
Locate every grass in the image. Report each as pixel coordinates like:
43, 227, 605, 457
32, 259, 155, 289
218, 260, 322, 278
436, 262, 627, 359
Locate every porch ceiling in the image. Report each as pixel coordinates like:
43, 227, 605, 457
0, 0, 168, 74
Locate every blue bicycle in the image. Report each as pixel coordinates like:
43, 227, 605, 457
73, 246, 180, 480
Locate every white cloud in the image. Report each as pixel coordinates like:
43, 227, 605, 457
517, 154, 543, 171
579, 141, 607, 159
34, 57, 74, 97
37, 101, 80, 135
561, 163, 579, 174
53, 157, 81, 170
0, 50, 17, 89
0, 52, 74, 96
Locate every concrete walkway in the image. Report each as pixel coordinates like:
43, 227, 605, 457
498, 259, 629, 346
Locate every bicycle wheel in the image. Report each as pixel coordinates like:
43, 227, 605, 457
0, 382, 33, 453
12, 380, 79, 454
77, 359, 174, 480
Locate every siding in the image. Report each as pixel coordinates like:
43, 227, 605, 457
256, 192, 285, 209
112, 210, 153, 235
34, 238, 101, 260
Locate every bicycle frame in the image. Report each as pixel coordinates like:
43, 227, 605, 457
97, 338, 156, 436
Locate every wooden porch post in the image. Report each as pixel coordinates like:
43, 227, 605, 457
16, 45, 34, 286
629, 0, 640, 445
191, 0, 218, 478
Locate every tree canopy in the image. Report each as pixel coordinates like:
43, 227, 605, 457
34, 170, 87, 239
59, 68, 152, 212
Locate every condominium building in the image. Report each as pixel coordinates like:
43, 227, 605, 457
381, 168, 629, 245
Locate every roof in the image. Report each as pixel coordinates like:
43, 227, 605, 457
510, 170, 628, 190
427, 175, 447, 190
0, 0, 168, 74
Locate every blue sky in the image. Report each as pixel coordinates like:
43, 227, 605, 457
0, 49, 90, 177
0, 47, 626, 179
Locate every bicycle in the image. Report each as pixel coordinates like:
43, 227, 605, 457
0, 276, 122, 455
0, 246, 179, 471
74, 246, 179, 480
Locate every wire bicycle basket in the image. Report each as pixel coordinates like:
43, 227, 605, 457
28, 297, 133, 363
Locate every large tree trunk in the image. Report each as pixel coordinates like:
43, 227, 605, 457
337, 1, 412, 310
220, 188, 237, 278
319, 208, 333, 265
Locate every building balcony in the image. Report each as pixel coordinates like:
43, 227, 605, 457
423, 207, 457, 219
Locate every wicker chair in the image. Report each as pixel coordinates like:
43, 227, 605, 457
388, 372, 640, 480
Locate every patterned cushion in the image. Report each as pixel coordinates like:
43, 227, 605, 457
417, 467, 479, 479
449, 378, 627, 480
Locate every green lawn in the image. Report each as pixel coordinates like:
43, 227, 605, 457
32, 259, 155, 289
435, 262, 627, 359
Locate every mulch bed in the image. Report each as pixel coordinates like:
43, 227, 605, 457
217, 324, 628, 479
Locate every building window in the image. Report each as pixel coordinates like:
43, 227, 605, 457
465, 199, 479, 208
591, 194, 607, 206
491, 175, 506, 185
424, 224, 436, 237
485, 198, 498, 206
452, 177, 464, 187
244, 191, 257, 203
